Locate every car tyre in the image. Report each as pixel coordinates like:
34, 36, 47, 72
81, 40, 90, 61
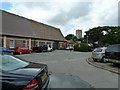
11, 52, 14, 55
101, 57, 106, 63
29, 51, 32, 54
19, 51, 22, 55
113, 63, 119, 66
93, 58, 97, 62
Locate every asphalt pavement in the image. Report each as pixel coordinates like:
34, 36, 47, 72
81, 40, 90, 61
87, 57, 120, 74
17, 50, 119, 89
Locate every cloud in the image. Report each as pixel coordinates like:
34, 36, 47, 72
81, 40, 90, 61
3, 0, 119, 36
47, 2, 92, 25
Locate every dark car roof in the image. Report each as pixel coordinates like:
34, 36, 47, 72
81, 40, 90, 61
109, 44, 120, 47
106, 44, 120, 52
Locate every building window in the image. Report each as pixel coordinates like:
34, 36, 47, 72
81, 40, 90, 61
59, 42, 63, 48
47, 42, 52, 48
39, 42, 45, 47
39, 42, 42, 46
23, 40, 27, 47
10, 40, 14, 48
35, 41, 39, 47
31, 41, 34, 47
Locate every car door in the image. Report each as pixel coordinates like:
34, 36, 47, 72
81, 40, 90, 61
21, 48, 26, 53
25, 48, 29, 53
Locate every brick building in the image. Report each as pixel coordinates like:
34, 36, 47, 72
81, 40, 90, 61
0, 10, 67, 49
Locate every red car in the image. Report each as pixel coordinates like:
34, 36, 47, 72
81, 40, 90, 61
13, 47, 32, 54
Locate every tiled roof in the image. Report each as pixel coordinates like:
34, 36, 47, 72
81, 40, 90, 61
67, 40, 74, 44
1, 10, 66, 42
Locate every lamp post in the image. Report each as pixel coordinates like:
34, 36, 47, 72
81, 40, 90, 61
87, 35, 88, 44
99, 31, 106, 47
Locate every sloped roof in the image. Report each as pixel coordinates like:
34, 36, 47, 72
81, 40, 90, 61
67, 40, 74, 44
1, 10, 66, 42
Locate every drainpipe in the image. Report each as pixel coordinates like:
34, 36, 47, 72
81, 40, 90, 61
29, 38, 31, 49
3, 36, 6, 48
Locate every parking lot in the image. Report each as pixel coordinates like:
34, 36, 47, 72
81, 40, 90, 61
17, 50, 119, 88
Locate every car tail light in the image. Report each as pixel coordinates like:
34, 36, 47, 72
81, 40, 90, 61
99, 49, 103, 52
23, 79, 39, 90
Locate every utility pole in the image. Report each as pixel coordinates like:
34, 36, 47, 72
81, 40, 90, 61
87, 36, 88, 44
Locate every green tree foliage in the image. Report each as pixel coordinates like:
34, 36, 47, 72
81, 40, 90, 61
65, 34, 78, 42
84, 26, 120, 46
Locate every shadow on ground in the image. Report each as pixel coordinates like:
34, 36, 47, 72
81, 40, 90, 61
47, 73, 94, 89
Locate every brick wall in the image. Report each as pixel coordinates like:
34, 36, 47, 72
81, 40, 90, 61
15, 40, 23, 48
6, 37, 29, 49
6, 39, 10, 49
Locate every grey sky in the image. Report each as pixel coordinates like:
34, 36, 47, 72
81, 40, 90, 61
47, 2, 92, 25
2, 0, 119, 36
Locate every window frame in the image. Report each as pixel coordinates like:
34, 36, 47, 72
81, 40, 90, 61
10, 40, 14, 48
23, 40, 27, 47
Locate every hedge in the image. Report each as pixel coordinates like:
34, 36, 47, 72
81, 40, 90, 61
74, 43, 92, 52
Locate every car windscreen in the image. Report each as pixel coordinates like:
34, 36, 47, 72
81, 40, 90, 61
14, 47, 18, 49
0, 55, 29, 71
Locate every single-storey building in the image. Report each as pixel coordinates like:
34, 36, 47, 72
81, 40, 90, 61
0, 10, 67, 50
67, 40, 74, 47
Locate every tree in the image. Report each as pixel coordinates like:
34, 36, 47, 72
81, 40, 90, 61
65, 34, 78, 42
85, 26, 120, 46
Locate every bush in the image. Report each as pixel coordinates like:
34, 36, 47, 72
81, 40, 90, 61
74, 43, 92, 52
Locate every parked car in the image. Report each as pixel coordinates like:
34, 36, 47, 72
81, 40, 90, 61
0, 47, 14, 55
66, 46, 74, 50
13, 47, 32, 55
33, 45, 52, 52
105, 44, 120, 65
33, 45, 47, 52
0, 53, 49, 90
92, 47, 107, 62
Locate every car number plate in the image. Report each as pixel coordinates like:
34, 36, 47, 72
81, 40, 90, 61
109, 59, 116, 62
42, 73, 47, 82
92, 56, 96, 58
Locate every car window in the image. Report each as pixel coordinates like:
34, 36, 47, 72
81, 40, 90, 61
0, 47, 7, 50
106, 45, 120, 52
21, 48, 25, 49
93, 48, 100, 52
0, 55, 29, 71
14, 47, 18, 49
102, 48, 106, 52
25, 48, 28, 49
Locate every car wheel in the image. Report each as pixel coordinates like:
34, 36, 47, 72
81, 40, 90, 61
93, 58, 97, 62
101, 57, 106, 63
29, 51, 32, 54
19, 51, 22, 55
11, 52, 14, 55
113, 63, 119, 66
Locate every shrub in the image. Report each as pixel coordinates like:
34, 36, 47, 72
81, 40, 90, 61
74, 43, 92, 52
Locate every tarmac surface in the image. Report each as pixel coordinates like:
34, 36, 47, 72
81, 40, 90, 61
48, 73, 93, 88
86, 58, 120, 75
17, 50, 119, 89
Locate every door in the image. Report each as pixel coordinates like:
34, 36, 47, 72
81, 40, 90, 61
53, 41, 59, 50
